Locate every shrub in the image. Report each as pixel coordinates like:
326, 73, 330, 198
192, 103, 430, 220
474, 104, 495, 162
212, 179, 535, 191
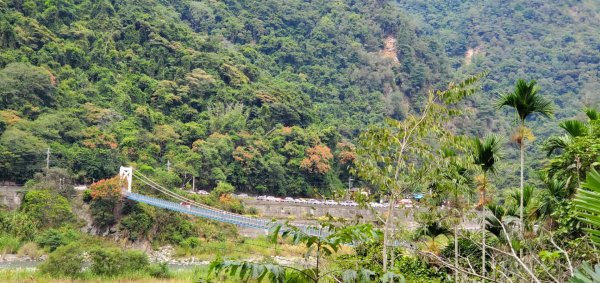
246, 206, 258, 215
7, 212, 37, 241
89, 248, 122, 276
20, 190, 75, 228
82, 189, 92, 203
119, 203, 154, 242
36, 227, 79, 252
195, 221, 228, 242
147, 262, 172, 278
0, 211, 11, 233
155, 213, 195, 245
211, 181, 234, 198
181, 237, 201, 249
38, 244, 84, 278
89, 248, 149, 276
17, 242, 43, 258
90, 198, 118, 227
123, 249, 150, 271
0, 235, 20, 254
222, 198, 245, 214
394, 256, 448, 283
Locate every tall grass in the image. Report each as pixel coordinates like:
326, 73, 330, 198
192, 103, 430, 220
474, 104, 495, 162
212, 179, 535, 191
0, 266, 239, 283
173, 236, 307, 260
0, 235, 21, 254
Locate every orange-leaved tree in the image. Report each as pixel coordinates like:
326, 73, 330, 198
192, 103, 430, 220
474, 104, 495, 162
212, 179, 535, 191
336, 141, 356, 165
89, 176, 124, 228
300, 144, 333, 174
90, 176, 124, 200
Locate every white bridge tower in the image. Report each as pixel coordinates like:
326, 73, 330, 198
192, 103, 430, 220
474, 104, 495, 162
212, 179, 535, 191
119, 166, 133, 192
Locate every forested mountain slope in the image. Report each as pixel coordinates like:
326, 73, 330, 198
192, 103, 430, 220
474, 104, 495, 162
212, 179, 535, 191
397, 0, 600, 187
0, 0, 447, 195
399, 0, 600, 131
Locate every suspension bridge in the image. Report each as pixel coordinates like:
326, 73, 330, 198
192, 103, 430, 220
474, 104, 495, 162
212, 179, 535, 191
118, 167, 326, 237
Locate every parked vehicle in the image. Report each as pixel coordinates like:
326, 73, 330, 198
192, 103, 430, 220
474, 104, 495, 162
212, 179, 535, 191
398, 198, 414, 208
371, 202, 383, 208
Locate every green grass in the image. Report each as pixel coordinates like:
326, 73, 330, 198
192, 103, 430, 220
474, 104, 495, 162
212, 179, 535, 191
0, 266, 242, 283
173, 236, 307, 260
0, 234, 320, 282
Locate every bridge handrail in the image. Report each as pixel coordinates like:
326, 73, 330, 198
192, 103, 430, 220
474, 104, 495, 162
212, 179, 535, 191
125, 192, 326, 237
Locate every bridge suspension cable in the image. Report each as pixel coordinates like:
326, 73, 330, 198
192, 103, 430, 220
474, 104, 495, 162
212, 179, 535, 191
132, 170, 217, 211
122, 167, 325, 237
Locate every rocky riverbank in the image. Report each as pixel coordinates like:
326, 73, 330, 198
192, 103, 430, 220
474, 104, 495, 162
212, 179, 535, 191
1, 246, 313, 270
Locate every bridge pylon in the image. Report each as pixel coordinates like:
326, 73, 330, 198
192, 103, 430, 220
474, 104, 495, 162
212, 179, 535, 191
119, 167, 133, 192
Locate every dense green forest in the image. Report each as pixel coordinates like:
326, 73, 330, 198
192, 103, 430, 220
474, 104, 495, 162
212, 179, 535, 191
1, 0, 600, 282
2, 0, 598, 195
0, 0, 450, 196
399, 0, 600, 117
397, 0, 600, 187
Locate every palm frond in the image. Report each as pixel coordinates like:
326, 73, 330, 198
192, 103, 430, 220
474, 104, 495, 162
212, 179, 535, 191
210, 260, 289, 283
472, 134, 503, 174
496, 79, 555, 121
485, 203, 506, 239
545, 176, 569, 199
508, 185, 535, 209
441, 71, 488, 104
571, 262, 600, 283
584, 107, 599, 121
560, 120, 588, 137
574, 169, 600, 246
543, 135, 572, 157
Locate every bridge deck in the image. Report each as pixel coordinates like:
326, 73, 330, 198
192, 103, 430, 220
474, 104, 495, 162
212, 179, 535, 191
125, 192, 324, 237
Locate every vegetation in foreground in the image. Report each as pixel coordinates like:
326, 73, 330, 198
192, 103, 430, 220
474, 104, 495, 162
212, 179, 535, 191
208, 76, 600, 282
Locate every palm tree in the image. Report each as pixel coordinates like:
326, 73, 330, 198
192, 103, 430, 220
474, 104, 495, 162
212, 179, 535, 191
543, 120, 587, 156
472, 134, 503, 278
436, 147, 472, 283
544, 108, 598, 189
508, 185, 537, 233
497, 79, 555, 236
535, 176, 568, 228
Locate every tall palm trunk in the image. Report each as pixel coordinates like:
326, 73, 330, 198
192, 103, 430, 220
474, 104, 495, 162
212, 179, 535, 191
382, 194, 396, 273
520, 129, 525, 236
454, 187, 459, 283
482, 201, 486, 279
454, 224, 459, 283
482, 172, 487, 279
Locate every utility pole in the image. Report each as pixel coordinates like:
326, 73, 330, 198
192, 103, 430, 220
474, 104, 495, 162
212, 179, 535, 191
192, 176, 195, 191
167, 160, 171, 172
46, 148, 50, 171
348, 177, 353, 200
